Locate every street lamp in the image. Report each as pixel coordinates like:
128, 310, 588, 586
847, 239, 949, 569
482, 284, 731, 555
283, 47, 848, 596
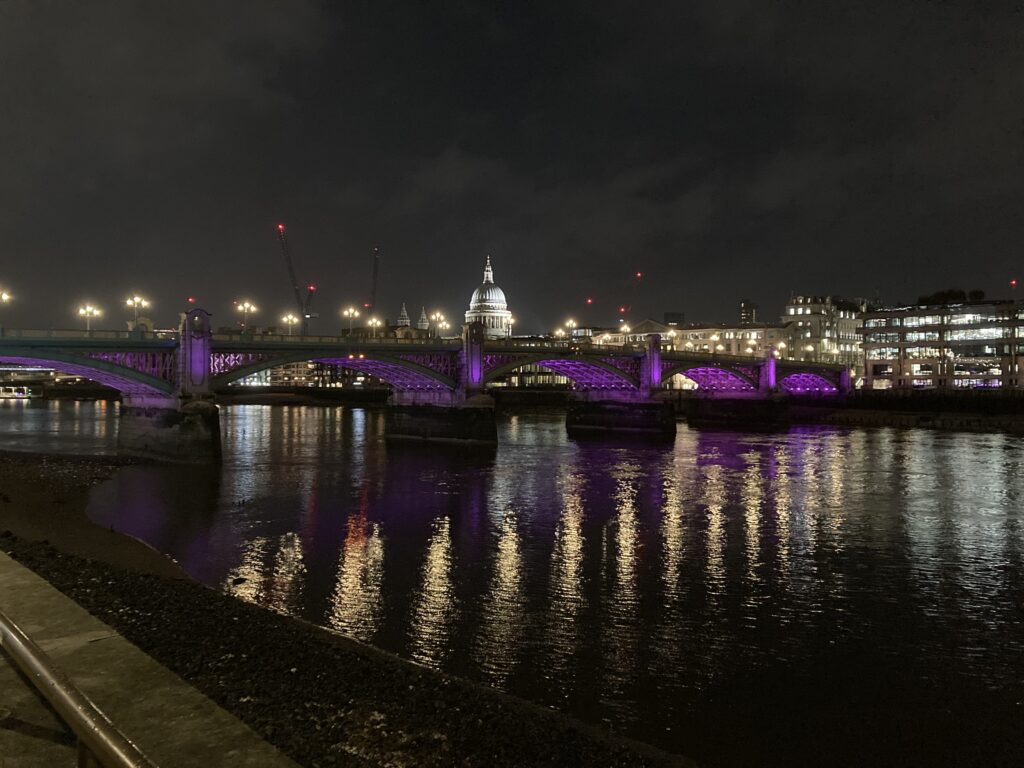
236, 300, 258, 329
281, 313, 299, 335
78, 304, 101, 331
342, 306, 360, 334
368, 317, 382, 338
430, 311, 446, 338
125, 295, 150, 326
554, 328, 566, 339
1, 289, 11, 304
777, 341, 787, 359
438, 320, 450, 337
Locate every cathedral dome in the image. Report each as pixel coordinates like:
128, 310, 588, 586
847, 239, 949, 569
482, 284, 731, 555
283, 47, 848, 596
465, 256, 513, 339
468, 256, 507, 310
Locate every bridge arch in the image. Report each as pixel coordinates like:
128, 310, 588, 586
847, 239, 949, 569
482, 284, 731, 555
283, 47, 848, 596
0, 349, 174, 398
484, 354, 639, 390
779, 371, 838, 394
210, 350, 458, 392
661, 363, 758, 392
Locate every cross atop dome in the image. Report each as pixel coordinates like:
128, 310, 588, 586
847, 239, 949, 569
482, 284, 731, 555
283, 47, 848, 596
483, 255, 494, 284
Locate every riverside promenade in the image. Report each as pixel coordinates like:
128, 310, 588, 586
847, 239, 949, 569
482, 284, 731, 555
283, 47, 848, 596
0, 550, 298, 767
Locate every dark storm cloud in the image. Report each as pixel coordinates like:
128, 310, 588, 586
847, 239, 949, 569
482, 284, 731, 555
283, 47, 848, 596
2, 1, 1022, 331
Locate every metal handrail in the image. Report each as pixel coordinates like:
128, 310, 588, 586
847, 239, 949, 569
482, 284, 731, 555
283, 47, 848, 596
0, 608, 157, 768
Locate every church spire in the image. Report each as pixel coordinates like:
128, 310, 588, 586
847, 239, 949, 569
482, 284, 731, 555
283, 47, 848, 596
483, 255, 494, 284
397, 302, 410, 327
417, 306, 429, 330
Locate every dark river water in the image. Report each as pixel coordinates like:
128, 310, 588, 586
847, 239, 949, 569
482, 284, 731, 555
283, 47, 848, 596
2, 399, 1023, 766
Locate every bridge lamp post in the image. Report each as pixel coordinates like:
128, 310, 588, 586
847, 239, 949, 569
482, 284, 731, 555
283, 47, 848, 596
281, 313, 299, 335
78, 304, 101, 332
125, 295, 150, 326
1, 289, 11, 304
342, 307, 360, 335
430, 312, 445, 338
236, 301, 257, 330
508, 317, 515, 338
368, 317, 382, 338
438, 321, 450, 337
554, 328, 566, 339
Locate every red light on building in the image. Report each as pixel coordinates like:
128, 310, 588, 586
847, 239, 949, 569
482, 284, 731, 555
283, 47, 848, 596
308, 284, 317, 292
1012, 278, 1019, 289
619, 306, 627, 314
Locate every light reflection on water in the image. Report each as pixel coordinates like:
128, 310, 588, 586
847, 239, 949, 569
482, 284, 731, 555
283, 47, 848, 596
3, 403, 1022, 765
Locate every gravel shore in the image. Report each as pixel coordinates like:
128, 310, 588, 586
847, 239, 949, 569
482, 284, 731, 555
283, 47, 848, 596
0, 453, 694, 768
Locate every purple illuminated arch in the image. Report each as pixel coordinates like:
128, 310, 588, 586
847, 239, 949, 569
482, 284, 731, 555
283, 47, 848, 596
211, 352, 457, 391
0, 353, 173, 397
779, 372, 838, 394
663, 365, 757, 392
485, 356, 638, 390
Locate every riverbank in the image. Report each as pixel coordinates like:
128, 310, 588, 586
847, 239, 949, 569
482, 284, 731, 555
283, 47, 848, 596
0, 453, 692, 768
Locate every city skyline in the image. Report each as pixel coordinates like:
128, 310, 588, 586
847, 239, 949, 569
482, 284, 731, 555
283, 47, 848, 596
3, 3, 1022, 330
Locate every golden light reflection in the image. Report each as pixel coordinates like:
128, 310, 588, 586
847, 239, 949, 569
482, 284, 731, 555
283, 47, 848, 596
773, 444, 792, 578
224, 536, 270, 603
223, 532, 307, 613
409, 516, 457, 668
740, 452, 763, 584
702, 463, 727, 597
546, 469, 585, 684
602, 467, 641, 701
476, 509, 524, 689
327, 512, 385, 641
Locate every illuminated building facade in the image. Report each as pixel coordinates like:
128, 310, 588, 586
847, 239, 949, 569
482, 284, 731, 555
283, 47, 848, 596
859, 300, 1024, 389
782, 295, 866, 370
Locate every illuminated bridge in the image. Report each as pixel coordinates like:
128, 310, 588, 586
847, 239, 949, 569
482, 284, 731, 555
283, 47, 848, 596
0, 309, 849, 458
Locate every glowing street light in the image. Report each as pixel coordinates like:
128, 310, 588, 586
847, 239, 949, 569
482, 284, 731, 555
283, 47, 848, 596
367, 317, 383, 338
438, 320, 451, 337
235, 300, 258, 329
342, 306, 360, 334
1, 288, 11, 304
281, 313, 299, 335
125, 295, 150, 326
554, 328, 566, 338
565, 318, 577, 331
78, 304, 101, 331
430, 311, 446, 338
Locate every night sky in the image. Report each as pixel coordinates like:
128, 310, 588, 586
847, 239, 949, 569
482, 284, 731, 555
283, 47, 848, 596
2, 1, 1022, 333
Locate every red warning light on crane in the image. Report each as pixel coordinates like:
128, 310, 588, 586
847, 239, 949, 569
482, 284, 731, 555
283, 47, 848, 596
585, 297, 593, 305
619, 306, 627, 314
635, 271, 643, 279
187, 297, 196, 304
277, 223, 286, 232
308, 284, 317, 292
1012, 278, 1019, 289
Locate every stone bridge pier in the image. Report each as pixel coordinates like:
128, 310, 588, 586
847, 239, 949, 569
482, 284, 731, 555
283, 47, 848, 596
117, 309, 221, 463
566, 334, 677, 439
384, 322, 498, 444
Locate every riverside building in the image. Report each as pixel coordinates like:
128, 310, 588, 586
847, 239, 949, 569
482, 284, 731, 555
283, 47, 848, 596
858, 299, 1024, 389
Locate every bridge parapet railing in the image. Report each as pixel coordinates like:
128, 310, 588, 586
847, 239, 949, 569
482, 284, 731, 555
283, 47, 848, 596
210, 332, 463, 347
0, 328, 177, 342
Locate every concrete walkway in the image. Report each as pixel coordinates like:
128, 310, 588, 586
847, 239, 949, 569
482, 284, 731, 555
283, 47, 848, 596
0, 551, 299, 768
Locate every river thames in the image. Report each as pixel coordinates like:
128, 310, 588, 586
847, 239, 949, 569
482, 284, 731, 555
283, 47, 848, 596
2, 399, 1022, 766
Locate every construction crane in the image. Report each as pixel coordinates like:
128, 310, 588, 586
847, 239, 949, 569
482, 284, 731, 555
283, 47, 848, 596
365, 246, 381, 314
276, 223, 317, 335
